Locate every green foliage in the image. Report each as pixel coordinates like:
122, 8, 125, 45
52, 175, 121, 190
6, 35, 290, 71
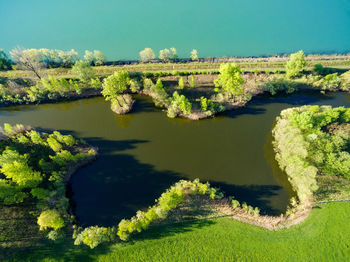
190, 76, 195, 88
0, 148, 43, 187
0, 49, 12, 70
313, 64, 324, 75
47, 229, 65, 241
0, 179, 28, 204
262, 77, 298, 95
143, 78, 170, 107
285, 50, 306, 78
214, 63, 244, 98
102, 70, 130, 101
114, 179, 220, 245
167, 91, 192, 118
74, 226, 116, 249
30, 187, 50, 199
317, 73, 341, 91
71, 61, 95, 83
340, 70, 350, 91
273, 105, 350, 204
37, 209, 65, 231
200, 96, 215, 112
130, 79, 140, 92
231, 199, 240, 209
0, 123, 93, 241
90, 77, 102, 89
47, 136, 63, 152
178, 77, 185, 89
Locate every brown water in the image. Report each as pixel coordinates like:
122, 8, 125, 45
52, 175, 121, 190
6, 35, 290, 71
0, 91, 349, 226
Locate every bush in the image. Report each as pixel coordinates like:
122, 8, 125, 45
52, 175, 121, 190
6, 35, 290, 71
113, 179, 220, 245
167, 91, 192, 118
178, 77, 185, 89
37, 209, 65, 231
71, 61, 95, 83
0, 49, 12, 70
262, 77, 298, 95
74, 226, 116, 249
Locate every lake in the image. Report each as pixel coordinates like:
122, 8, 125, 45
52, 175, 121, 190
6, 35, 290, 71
0, 91, 349, 226
1, 0, 350, 60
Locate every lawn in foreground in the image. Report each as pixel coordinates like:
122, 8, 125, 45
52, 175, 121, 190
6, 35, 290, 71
10, 202, 350, 262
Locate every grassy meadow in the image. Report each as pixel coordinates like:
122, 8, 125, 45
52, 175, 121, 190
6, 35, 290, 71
7, 202, 350, 262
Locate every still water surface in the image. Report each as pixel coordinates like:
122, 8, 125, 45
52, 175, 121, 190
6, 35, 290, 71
1, 0, 350, 59
0, 91, 349, 226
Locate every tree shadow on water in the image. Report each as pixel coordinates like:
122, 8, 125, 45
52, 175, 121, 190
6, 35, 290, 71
210, 181, 286, 215
70, 137, 187, 227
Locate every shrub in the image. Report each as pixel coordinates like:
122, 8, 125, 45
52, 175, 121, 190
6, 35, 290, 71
231, 199, 240, 209
178, 77, 185, 89
0, 49, 12, 70
74, 226, 116, 249
47, 230, 65, 241
262, 77, 298, 95
71, 61, 95, 83
37, 209, 65, 231
313, 64, 324, 75
190, 76, 195, 88
167, 91, 192, 117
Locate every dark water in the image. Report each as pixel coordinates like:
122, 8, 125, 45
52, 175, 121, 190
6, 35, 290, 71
1, 0, 350, 59
0, 91, 349, 226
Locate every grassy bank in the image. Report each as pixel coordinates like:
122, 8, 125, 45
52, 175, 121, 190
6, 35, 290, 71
7, 202, 350, 262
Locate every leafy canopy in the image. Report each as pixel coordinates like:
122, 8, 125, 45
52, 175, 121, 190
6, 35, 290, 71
101, 70, 130, 101
286, 50, 306, 78
214, 63, 244, 96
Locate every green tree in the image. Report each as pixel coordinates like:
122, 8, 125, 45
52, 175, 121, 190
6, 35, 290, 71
37, 209, 65, 231
102, 71, 130, 101
167, 91, 192, 117
0, 148, 43, 187
286, 50, 306, 78
214, 63, 244, 97
0, 49, 12, 70
71, 61, 95, 83
190, 49, 198, 61
139, 48, 156, 62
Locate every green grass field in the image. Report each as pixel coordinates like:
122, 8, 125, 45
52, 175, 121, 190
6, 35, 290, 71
7, 202, 349, 262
